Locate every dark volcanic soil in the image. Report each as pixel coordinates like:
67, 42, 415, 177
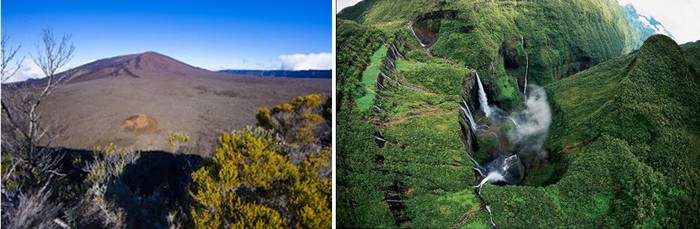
26, 52, 330, 156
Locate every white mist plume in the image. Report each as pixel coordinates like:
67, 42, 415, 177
508, 85, 552, 157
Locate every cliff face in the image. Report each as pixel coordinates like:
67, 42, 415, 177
342, 0, 640, 110
518, 34, 700, 227
338, 0, 700, 227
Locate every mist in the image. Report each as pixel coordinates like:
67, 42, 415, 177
507, 85, 552, 157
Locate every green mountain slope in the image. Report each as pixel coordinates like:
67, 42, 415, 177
340, 0, 639, 109
481, 34, 700, 227
337, 0, 699, 227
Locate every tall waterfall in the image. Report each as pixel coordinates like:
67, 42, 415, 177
460, 99, 478, 132
521, 36, 529, 97
475, 72, 492, 117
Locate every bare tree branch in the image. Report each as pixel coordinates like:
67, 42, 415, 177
1, 34, 24, 83
1, 28, 75, 212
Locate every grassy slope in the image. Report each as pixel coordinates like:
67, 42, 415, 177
338, 15, 482, 226
337, 0, 694, 228
341, 0, 636, 110
336, 19, 395, 227
376, 53, 481, 227
337, 0, 434, 30
356, 45, 388, 110
480, 35, 700, 227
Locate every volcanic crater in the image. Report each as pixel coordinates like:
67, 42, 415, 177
26, 51, 330, 155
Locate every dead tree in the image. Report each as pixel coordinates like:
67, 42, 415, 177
1, 35, 24, 84
1, 28, 76, 228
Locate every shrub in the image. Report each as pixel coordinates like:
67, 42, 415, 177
188, 127, 330, 228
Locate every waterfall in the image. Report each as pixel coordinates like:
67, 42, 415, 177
380, 72, 401, 86
474, 172, 505, 190
377, 82, 386, 90
502, 155, 517, 172
485, 205, 497, 228
391, 44, 403, 58
475, 72, 492, 117
409, 24, 427, 48
460, 98, 478, 131
381, 71, 424, 92
508, 116, 519, 126
521, 36, 529, 97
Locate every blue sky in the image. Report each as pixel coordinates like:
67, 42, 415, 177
2, 0, 332, 82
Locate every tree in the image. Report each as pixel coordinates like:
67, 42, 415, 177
1, 28, 76, 228
1, 34, 24, 83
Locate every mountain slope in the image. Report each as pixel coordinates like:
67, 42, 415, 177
337, 0, 699, 228
13, 52, 331, 154
621, 4, 675, 49
340, 0, 639, 110
479, 34, 700, 227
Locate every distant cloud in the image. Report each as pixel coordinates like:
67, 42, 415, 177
337, 0, 363, 13
617, 0, 700, 44
4, 59, 44, 83
279, 52, 331, 70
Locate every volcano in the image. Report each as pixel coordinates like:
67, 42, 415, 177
16, 51, 330, 155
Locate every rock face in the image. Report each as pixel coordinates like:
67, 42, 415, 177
122, 113, 159, 134
483, 153, 525, 185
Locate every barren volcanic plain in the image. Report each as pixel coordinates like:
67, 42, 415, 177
28, 51, 330, 155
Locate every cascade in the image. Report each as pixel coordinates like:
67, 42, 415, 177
502, 155, 517, 172
485, 205, 497, 228
474, 172, 505, 191
391, 44, 403, 58
460, 98, 478, 132
380, 72, 401, 86
388, 58, 396, 68
475, 72, 492, 117
377, 82, 386, 90
508, 116, 519, 126
380, 72, 423, 92
409, 25, 427, 48
522, 36, 529, 97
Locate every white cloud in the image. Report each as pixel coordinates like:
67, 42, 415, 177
279, 52, 331, 70
635, 15, 670, 36
617, 0, 700, 44
4, 59, 45, 83
337, 0, 362, 13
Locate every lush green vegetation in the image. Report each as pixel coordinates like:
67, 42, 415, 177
537, 35, 700, 227
476, 35, 700, 227
336, 19, 387, 111
401, 63, 469, 95
338, 0, 699, 228
336, 19, 396, 228
337, 110, 395, 227
337, 0, 433, 30
682, 40, 700, 72
340, 0, 640, 110
338, 17, 481, 227
380, 113, 479, 228
356, 45, 388, 110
